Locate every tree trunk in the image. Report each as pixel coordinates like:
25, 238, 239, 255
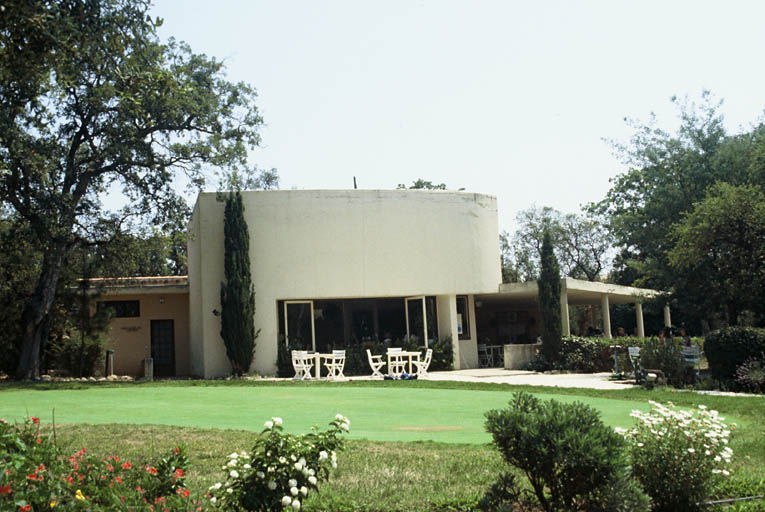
15, 243, 68, 380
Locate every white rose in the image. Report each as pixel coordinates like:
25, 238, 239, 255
294, 462, 303, 471
319, 451, 328, 461
213, 482, 222, 490
340, 422, 349, 432
256, 471, 265, 479
308, 476, 317, 485
230, 470, 239, 478
229, 452, 239, 459
227, 487, 233, 494
264, 420, 274, 429
308, 469, 315, 476
273, 417, 283, 426
210, 497, 217, 504
268, 480, 277, 490
335, 414, 344, 421
243, 463, 251, 469
331, 461, 337, 469
289, 479, 297, 487
300, 486, 308, 496
291, 499, 301, 510
290, 486, 299, 496
282, 496, 292, 506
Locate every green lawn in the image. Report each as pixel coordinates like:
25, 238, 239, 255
0, 382, 660, 443
1, 380, 763, 511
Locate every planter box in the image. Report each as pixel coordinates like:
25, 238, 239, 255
503, 342, 542, 370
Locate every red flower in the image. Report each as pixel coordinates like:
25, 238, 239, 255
35, 438, 41, 444
114, 476, 122, 484
146, 466, 158, 475
106, 463, 114, 472
30, 417, 39, 424
173, 468, 184, 480
176, 488, 190, 498
19, 505, 31, 512
26, 474, 37, 481
174, 447, 179, 455
122, 462, 132, 470
0, 485, 10, 495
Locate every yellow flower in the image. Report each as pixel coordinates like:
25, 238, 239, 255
75, 489, 85, 500
50, 500, 58, 508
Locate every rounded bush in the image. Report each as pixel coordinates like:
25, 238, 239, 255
705, 327, 765, 382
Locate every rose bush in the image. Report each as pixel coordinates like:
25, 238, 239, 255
207, 414, 349, 511
619, 401, 735, 512
0, 416, 197, 511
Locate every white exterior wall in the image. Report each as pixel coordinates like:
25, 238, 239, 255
188, 189, 501, 377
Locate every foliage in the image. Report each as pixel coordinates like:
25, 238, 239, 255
590, 92, 765, 332
90, 229, 189, 278
508, 206, 611, 282
485, 393, 649, 512
638, 338, 688, 386
207, 415, 349, 511
0, 0, 263, 378
220, 192, 257, 375
48, 329, 109, 378
620, 401, 735, 512
537, 231, 561, 361
705, 327, 765, 383
396, 179, 448, 190
525, 336, 614, 373
0, 417, 195, 511
669, 183, 765, 326
735, 354, 765, 394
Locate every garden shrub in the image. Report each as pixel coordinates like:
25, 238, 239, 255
484, 393, 649, 512
706, 327, 765, 383
48, 329, 109, 377
207, 414, 349, 511
524, 336, 613, 373
620, 401, 735, 512
735, 353, 765, 394
638, 338, 687, 386
0, 416, 195, 511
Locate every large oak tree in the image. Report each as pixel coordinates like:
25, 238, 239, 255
0, 0, 263, 378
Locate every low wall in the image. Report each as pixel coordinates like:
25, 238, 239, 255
503, 342, 542, 370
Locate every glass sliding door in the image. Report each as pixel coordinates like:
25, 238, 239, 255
404, 296, 428, 347
284, 301, 315, 351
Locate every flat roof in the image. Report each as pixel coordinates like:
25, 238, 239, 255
486, 278, 660, 306
85, 276, 189, 295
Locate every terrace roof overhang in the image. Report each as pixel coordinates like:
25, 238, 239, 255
80, 276, 189, 296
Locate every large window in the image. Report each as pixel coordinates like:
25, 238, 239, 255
98, 300, 140, 318
456, 295, 470, 340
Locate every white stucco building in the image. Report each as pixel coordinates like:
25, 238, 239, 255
98, 188, 664, 378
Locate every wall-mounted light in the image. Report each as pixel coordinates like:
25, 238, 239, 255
159, 297, 165, 304
212, 309, 221, 317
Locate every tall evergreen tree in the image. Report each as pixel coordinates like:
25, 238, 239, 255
537, 231, 562, 361
220, 192, 256, 375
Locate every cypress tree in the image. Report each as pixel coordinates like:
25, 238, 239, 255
537, 230, 562, 361
220, 191, 256, 375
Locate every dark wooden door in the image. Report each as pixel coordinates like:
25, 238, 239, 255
151, 320, 175, 377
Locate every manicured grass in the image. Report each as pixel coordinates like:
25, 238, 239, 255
1, 382, 661, 443
3, 380, 763, 510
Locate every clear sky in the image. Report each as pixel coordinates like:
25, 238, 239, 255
149, 0, 765, 232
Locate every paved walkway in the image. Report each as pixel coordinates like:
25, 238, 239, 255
425, 368, 635, 390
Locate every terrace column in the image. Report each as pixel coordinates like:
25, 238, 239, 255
436, 294, 461, 370
635, 302, 645, 338
664, 304, 672, 328
601, 294, 612, 339
560, 289, 570, 337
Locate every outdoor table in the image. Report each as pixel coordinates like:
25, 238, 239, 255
388, 350, 421, 375
311, 353, 337, 379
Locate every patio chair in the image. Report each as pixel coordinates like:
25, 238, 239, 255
682, 345, 702, 378
291, 350, 314, 380
323, 350, 346, 379
366, 349, 386, 378
414, 348, 433, 378
387, 347, 407, 377
627, 347, 643, 384
478, 344, 492, 368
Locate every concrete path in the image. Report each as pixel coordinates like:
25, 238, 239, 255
425, 368, 636, 390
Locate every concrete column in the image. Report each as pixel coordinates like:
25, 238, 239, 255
436, 294, 461, 369
560, 289, 570, 337
601, 294, 612, 339
635, 302, 645, 338
663, 304, 672, 328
